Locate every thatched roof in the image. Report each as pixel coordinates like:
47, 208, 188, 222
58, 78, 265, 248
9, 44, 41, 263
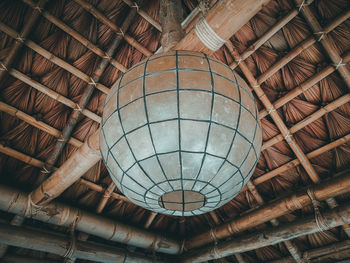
0, 0, 350, 262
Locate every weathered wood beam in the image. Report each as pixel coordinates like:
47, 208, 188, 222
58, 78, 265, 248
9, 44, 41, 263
184, 169, 350, 250
0, 21, 109, 94
0, 185, 182, 254
21, 0, 127, 73
181, 202, 350, 262
175, 0, 272, 54
296, 0, 350, 89
73, 0, 152, 57
0, 223, 157, 263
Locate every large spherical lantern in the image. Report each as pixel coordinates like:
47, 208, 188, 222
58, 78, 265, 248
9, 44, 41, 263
100, 50, 262, 216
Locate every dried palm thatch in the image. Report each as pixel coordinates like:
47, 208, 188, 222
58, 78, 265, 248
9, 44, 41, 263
0, 0, 350, 262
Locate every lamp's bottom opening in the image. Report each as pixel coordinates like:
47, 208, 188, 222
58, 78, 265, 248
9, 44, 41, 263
158, 190, 205, 212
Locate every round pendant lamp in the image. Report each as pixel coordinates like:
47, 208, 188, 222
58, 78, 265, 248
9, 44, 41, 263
100, 50, 262, 216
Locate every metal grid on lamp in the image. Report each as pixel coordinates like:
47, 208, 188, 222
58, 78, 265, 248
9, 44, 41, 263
100, 50, 262, 216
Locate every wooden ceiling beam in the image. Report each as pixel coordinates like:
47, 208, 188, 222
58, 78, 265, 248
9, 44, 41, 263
21, 0, 127, 73
184, 168, 350, 250
296, 0, 350, 89
182, 202, 350, 262
0, 21, 109, 94
0, 185, 182, 254
0, 223, 157, 263
73, 0, 152, 57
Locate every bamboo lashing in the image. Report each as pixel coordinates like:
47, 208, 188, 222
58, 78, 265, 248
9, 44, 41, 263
21, 0, 128, 73
72, 0, 152, 57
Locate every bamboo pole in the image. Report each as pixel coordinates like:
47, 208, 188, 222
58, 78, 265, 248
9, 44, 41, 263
7, 67, 101, 123
225, 42, 320, 184
122, 0, 162, 31
184, 169, 350, 250
182, 203, 350, 262
30, 130, 101, 205
0, 21, 109, 94
0, 186, 181, 254
96, 182, 116, 214
268, 240, 350, 263
0, 0, 46, 83
296, 1, 350, 89
73, 0, 152, 57
230, 9, 299, 69
21, 0, 128, 73
175, 0, 272, 54
259, 51, 350, 119
0, 223, 157, 263
0, 101, 82, 148
262, 93, 350, 150
0, 142, 132, 204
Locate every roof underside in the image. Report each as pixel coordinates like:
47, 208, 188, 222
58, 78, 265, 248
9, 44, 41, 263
0, 0, 350, 262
